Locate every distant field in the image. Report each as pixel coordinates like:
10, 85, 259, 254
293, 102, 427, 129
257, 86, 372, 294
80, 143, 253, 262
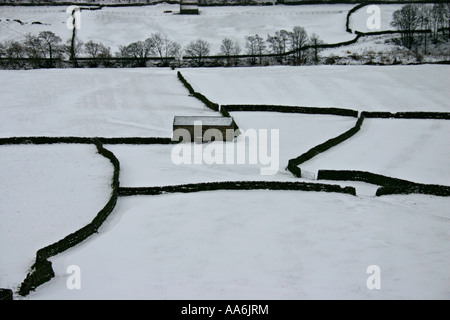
0, 4, 355, 53
303, 118, 450, 185
0, 68, 217, 138
181, 65, 450, 112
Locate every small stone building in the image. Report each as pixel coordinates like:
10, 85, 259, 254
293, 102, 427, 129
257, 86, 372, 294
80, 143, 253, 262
180, 0, 199, 15
173, 116, 238, 143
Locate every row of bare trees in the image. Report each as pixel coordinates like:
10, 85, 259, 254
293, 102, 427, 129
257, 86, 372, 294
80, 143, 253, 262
0, 31, 116, 68
116, 26, 324, 67
391, 3, 450, 50
218, 26, 323, 66
116, 32, 182, 67
0, 27, 324, 68
0, 31, 66, 68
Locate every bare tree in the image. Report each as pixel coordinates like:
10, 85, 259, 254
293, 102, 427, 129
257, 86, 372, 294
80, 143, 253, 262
116, 45, 133, 67
255, 34, 266, 65
98, 45, 112, 67
289, 26, 309, 64
23, 33, 44, 68
245, 35, 258, 65
116, 45, 129, 58
123, 40, 153, 67
412, 4, 449, 54
430, 4, 447, 41
0, 42, 4, 69
63, 38, 83, 60
185, 39, 211, 66
267, 30, 289, 64
220, 38, 234, 56
5, 41, 26, 69
38, 31, 62, 68
220, 37, 239, 66
309, 33, 324, 64
85, 40, 103, 59
391, 4, 420, 49
147, 33, 180, 66
0, 42, 5, 59
417, 4, 431, 54
232, 40, 241, 66
445, 3, 450, 38
246, 34, 265, 65
98, 45, 112, 59
83, 40, 103, 67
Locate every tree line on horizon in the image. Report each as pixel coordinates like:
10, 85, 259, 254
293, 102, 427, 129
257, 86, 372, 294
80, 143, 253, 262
1, 2, 449, 69
0, 26, 324, 68
390, 3, 450, 53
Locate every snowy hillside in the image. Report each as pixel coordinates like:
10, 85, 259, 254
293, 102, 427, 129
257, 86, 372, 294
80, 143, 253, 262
0, 144, 113, 292
0, 2, 449, 302
0, 4, 355, 53
27, 191, 450, 300
180, 65, 450, 111
0, 68, 217, 138
0, 65, 447, 300
303, 118, 450, 185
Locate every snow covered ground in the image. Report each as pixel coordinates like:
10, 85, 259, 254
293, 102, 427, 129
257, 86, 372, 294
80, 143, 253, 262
107, 113, 355, 186
0, 4, 355, 53
180, 65, 450, 112
344, 3, 436, 34
26, 191, 450, 300
0, 143, 113, 292
348, 4, 405, 33
303, 118, 450, 186
0, 64, 448, 300
0, 6, 68, 43
0, 68, 216, 138
321, 34, 410, 64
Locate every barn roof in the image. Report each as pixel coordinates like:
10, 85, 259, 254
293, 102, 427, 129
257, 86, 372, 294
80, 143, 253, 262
173, 116, 234, 127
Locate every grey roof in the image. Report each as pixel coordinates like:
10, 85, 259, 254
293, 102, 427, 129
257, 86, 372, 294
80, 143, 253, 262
173, 116, 234, 127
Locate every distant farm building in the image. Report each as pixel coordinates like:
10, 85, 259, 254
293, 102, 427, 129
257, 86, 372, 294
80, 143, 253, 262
180, 0, 199, 15
173, 116, 238, 143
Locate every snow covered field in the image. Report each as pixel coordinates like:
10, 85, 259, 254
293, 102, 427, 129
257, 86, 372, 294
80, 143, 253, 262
27, 191, 450, 300
107, 113, 355, 187
303, 118, 450, 186
0, 144, 113, 292
0, 63, 449, 300
0, 68, 216, 138
348, 4, 404, 33
0, 4, 355, 53
181, 65, 450, 112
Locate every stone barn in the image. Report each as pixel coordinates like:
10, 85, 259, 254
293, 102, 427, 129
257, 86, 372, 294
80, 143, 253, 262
173, 116, 238, 143
180, 0, 199, 15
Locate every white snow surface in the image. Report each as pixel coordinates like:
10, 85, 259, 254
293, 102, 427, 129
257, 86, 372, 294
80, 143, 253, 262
0, 68, 217, 138
0, 4, 355, 54
0, 144, 113, 292
303, 118, 450, 186
26, 191, 450, 300
180, 65, 450, 111
106, 113, 355, 186
0, 64, 448, 300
